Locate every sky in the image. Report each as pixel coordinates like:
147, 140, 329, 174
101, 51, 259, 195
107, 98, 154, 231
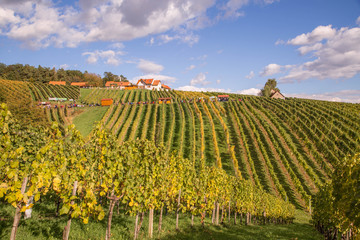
0, 0, 360, 103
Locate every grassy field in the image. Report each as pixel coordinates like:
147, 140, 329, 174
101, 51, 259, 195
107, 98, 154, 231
0, 200, 322, 240
71, 106, 109, 137
79, 88, 93, 101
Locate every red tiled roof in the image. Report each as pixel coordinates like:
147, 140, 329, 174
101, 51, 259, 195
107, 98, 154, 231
49, 81, 66, 85
71, 82, 87, 86
218, 95, 229, 98
137, 79, 154, 86
162, 84, 171, 90
105, 81, 130, 87
101, 98, 113, 101
152, 80, 161, 86
144, 79, 153, 85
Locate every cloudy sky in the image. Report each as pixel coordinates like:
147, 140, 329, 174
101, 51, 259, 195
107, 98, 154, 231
1, 0, 360, 103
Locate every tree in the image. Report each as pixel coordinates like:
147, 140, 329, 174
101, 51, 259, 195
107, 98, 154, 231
103, 72, 119, 86
259, 79, 280, 97
120, 75, 129, 82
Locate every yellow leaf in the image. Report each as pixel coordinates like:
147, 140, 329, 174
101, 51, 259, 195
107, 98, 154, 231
20, 206, 27, 212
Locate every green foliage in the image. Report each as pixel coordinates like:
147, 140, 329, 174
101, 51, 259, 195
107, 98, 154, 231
0, 79, 48, 127
313, 153, 360, 238
259, 79, 280, 97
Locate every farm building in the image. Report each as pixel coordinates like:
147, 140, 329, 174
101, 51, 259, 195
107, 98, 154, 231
218, 95, 229, 101
159, 97, 172, 104
137, 79, 156, 90
101, 98, 113, 106
71, 82, 88, 88
270, 90, 285, 100
136, 79, 171, 91
105, 81, 130, 89
49, 81, 66, 85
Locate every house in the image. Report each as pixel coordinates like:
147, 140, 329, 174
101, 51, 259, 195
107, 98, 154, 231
136, 79, 171, 91
71, 82, 88, 88
49, 81, 66, 85
105, 81, 130, 89
152, 80, 162, 90
101, 98, 113, 106
270, 90, 285, 100
158, 97, 172, 104
218, 95, 229, 102
137, 79, 154, 89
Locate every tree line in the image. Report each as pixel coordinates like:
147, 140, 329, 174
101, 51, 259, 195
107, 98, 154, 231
0, 63, 128, 87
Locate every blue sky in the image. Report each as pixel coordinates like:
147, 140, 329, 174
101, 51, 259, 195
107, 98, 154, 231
1, 0, 360, 102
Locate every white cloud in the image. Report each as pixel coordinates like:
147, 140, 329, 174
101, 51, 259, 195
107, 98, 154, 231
245, 70, 255, 79
276, 23, 360, 83
287, 25, 336, 46
220, 0, 278, 19
285, 90, 360, 103
0, 0, 280, 48
222, 0, 249, 19
137, 59, 164, 74
260, 63, 282, 76
154, 29, 200, 46
59, 64, 69, 70
236, 88, 260, 95
82, 50, 124, 65
0, 0, 215, 48
190, 72, 211, 86
131, 74, 176, 84
187, 64, 196, 71
216, 79, 221, 84
109, 42, 125, 49
357, 16, 360, 25
177, 85, 231, 93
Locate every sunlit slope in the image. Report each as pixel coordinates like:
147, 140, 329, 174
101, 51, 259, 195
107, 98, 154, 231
73, 88, 360, 208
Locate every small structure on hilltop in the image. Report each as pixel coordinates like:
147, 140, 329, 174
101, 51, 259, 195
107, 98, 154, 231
136, 79, 171, 91
137, 79, 154, 90
49, 81, 66, 85
71, 82, 88, 88
105, 81, 130, 89
101, 98, 113, 106
270, 90, 285, 100
218, 95, 229, 102
158, 97, 172, 104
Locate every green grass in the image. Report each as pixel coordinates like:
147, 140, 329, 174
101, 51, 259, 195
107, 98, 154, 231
79, 88, 93, 101
72, 106, 109, 137
0, 200, 322, 240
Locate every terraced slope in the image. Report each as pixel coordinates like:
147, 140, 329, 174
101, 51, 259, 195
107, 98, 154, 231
81, 88, 360, 210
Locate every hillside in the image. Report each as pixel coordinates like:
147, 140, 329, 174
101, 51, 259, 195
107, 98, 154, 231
76, 88, 360, 210
1, 80, 359, 209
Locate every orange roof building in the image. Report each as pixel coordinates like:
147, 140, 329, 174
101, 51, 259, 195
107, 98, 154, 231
105, 81, 130, 88
49, 81, 66, 85
152, 80, 161, 86
71, 82, 88, 87
101, 98, 113, 106
136, 79, 170, 90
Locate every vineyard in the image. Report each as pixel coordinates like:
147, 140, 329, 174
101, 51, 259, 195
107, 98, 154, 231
1, 83, 360, 239
79, 88, 360, 211
27, 82, 80, 101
